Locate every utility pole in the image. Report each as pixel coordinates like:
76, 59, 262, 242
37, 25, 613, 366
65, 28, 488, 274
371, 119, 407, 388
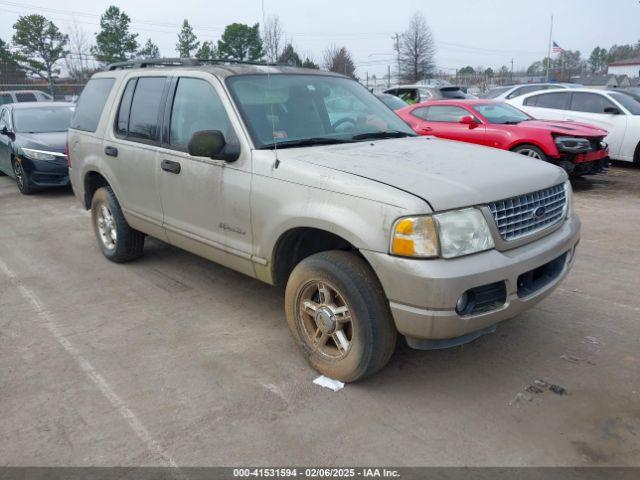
387, 65, 391, 88
510, 58, 514, 83
546, 15, 553, 82
393, 33, 400, 84
366, 71, 369, 89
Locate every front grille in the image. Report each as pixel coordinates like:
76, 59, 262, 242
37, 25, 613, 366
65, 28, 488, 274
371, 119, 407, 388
488, 184, 567, 241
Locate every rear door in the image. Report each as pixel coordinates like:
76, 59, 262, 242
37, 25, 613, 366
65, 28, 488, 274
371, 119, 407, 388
103, 75, 168, 238
566, 92, 627, 157
520, 91, 571, 121
411, 105, 486, 145
158, 74, 254, 276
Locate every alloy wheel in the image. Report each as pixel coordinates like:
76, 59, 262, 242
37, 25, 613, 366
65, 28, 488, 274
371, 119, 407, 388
297, 281, 354, 360
517, 148, 542, 159
96, 203, 117, 250
13, 161, 24, 190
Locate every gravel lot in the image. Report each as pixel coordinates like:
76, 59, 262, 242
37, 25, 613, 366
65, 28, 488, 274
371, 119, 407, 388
1, 164, 639, 467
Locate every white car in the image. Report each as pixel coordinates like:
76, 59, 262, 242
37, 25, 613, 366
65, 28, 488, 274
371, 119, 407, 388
481, 83, 578, 101
509, 88, 640, 163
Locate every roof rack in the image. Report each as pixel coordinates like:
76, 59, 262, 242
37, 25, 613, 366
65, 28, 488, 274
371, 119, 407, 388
105, 57, 280, 71
106, 58, 201, 71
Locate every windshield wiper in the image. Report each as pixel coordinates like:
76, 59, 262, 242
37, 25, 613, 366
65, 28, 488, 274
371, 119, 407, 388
351, 130, 414, 140
256, 137, 352, 150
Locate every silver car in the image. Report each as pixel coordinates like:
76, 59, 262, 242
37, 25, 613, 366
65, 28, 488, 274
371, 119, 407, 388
68, 61, 580, 382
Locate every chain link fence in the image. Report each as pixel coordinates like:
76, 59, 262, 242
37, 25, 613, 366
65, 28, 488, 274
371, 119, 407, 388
1, 58, 88, 102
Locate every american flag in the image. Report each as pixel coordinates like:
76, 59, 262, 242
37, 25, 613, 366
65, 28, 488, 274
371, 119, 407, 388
552, 42, 565, 54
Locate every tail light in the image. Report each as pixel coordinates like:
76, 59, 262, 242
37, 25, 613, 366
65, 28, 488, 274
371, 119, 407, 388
66, 141, 71, 168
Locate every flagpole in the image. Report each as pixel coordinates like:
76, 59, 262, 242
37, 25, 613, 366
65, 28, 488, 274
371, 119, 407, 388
546, 15, 553, 82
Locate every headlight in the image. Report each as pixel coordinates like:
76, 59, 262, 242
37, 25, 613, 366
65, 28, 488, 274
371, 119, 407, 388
391, 208, 494, 259
554, 136, 591, 153
564, 180, 573, 217
21, 148, 64, 161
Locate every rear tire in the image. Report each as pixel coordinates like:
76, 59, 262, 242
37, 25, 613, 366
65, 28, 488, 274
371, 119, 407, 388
285, 251, 397, 382
91, 186, 145, 263
512, 144, 547, 162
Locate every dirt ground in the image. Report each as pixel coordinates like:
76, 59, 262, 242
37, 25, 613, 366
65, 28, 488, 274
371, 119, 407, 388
0, 164, 639, 467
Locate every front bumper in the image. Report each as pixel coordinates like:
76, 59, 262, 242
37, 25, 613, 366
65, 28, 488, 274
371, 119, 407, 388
362, 214, 580, 343
19, 156, 70, 187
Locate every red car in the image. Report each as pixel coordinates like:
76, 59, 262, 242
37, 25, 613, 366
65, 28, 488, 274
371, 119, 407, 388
397, 100, 609, 175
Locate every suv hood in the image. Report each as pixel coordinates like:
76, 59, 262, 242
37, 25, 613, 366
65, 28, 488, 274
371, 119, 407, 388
276, 136, 566, 211
517, 119, 608, 137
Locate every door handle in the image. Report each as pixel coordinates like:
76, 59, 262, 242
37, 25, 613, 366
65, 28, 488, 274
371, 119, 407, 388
104, 146, 118, 157
161, 159, 181, 174
419, 126, 433, 133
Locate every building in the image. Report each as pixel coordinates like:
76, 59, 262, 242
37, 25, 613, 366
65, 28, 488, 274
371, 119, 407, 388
607, 57, 640, 78
571, 74, 631, 89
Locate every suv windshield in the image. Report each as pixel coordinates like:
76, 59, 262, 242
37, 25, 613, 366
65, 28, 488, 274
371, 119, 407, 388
474, 103, 532, 124
14, 106, 74, 133
227, 74, 415, 149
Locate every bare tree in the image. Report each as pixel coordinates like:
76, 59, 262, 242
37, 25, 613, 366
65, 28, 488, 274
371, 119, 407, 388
322, 44, 356, 79
262, 15, 283, 63
399, 11, 435, 83
65, 19, 95, 82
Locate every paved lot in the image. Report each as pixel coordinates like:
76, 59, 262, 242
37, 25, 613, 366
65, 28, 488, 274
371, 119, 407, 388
1, 165, 639, 467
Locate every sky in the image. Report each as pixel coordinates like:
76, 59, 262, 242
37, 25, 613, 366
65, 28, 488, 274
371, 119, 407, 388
1, 0, 639, 79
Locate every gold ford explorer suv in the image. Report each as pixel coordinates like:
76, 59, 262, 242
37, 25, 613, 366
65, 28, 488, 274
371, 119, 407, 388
68, 59, 580, 382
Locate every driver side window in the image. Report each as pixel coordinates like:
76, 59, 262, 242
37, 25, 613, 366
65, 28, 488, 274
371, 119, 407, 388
170, 77, 234, 150
0, 108, 9, 130
423, 106, 470, 122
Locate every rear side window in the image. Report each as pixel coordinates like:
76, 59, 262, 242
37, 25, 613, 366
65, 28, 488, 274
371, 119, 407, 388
127, 77, 166, 142
0, 94, 13, 105
570, 92, 616, 114
526, 92, 569, 109
71, 78, 115, 132
16, 92, 37, 102
115, 79, 137, 136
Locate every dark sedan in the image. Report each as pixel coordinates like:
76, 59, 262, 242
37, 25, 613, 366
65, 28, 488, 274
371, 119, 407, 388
0, 102, 74, 194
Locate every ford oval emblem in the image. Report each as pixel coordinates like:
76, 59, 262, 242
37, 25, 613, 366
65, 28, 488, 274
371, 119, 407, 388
533, 206, 546, 218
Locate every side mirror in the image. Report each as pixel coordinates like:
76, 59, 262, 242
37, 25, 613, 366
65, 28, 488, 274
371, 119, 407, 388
187, 130, 240, 162
604, 107, 622, 115
460, 116, 479, 128
0, 125, 14, 139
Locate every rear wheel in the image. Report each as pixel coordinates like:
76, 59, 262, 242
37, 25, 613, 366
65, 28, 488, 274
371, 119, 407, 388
91, 186, 145, 263
512, 144, 547, 161
285, 251, 397, 382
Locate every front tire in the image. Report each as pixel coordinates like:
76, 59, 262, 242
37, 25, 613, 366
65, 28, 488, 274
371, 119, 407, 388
13, 158, 37, 195
512, 144, 547, 162
285, 251, 397, 382
91, 186, 145, 263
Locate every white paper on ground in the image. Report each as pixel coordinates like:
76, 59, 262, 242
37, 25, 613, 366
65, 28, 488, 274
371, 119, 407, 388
313, 375, 345, 392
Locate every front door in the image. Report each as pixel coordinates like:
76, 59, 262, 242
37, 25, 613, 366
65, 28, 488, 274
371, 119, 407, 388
414, 105, 486, 145
158, 75, 254, 276
0, 107, 13, 176
566, 92, 628, 158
